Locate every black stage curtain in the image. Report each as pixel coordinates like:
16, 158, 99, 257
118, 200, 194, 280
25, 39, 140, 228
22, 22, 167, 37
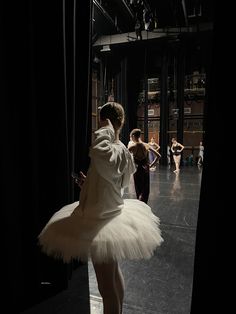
190, 4, 222, 312
1, 1, 91, 312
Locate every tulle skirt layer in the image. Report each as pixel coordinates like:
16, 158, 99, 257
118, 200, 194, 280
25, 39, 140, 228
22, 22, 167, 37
38, 199, 163, 264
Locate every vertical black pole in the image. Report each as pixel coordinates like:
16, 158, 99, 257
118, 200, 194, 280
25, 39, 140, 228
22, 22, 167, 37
100, 58, 104, 105
120, 57, 129, 141
144, 47, 148, 142
203, 35, 213, 145
177, 45, 185, 145
160, 47, 168, 165
127, 49, 140, 133
71, 0, 77, 201
62, 0, 71, 202
103, 56, 108, 103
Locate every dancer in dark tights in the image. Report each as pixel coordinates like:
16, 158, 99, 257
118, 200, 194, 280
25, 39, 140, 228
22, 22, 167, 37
128, 129, 159, 203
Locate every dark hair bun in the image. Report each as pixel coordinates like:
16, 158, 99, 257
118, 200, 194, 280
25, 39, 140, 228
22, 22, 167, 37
99, 102, 124, 131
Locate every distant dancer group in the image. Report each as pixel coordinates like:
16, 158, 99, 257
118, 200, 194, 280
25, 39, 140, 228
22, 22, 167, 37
129, 132, 203, 176
127, 130, 185, 203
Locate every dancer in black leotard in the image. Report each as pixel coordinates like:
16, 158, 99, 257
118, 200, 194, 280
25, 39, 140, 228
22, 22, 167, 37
171, 137, 184, 173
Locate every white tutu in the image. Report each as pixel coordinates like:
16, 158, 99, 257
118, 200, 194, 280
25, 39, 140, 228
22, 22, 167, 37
38, 199, 163, 264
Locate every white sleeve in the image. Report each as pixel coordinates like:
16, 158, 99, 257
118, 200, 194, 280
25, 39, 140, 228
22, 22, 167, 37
89, 126, 135, 185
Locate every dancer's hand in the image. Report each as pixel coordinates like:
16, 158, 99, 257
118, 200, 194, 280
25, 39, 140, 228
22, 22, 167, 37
75, 171, 86, 188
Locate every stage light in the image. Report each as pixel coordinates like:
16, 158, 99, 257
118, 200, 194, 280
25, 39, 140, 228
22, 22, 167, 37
100, 45, 111, 52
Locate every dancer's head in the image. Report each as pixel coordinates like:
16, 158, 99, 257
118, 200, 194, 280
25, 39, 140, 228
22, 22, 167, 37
171, 137, 177, 144
130, 128, 142, 142
99, 102, 125, 134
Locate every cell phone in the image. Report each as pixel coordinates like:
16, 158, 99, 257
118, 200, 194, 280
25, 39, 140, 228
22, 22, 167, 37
71, 171, 79, 180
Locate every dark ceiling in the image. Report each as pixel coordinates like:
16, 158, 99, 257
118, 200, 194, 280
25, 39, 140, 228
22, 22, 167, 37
93, 0, 214, 37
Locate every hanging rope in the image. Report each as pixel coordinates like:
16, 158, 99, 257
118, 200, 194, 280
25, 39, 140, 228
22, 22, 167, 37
62, 0, 71, 202
70, 0, 77, 201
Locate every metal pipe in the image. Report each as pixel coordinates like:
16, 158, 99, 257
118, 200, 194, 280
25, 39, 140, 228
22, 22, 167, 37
93, 0, 122, 32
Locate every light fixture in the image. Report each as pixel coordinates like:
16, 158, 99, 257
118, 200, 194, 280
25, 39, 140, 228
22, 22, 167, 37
100, 45, 111, 52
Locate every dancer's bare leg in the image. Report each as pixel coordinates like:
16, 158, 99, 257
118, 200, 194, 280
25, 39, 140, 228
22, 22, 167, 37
93, 260, 123, 314
173, 155, 181, 172
198, 156, 203, 165
115, 264, 125, 313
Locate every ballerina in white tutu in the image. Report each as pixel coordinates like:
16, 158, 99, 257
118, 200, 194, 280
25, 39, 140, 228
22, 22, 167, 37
38, 102, 163, 314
